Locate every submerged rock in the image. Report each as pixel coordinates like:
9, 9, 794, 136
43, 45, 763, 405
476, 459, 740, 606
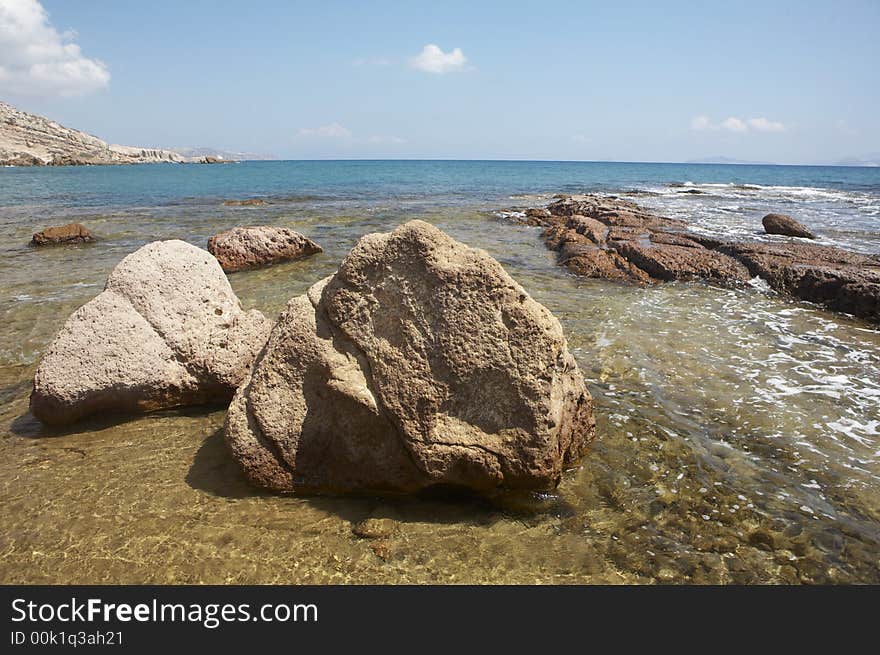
31, 240, 273, 425
222, 199, 266, 206
207, 226, 322, 273
762, 213, 815, 239
31, 223, 95, 246
226, 220, 596, 495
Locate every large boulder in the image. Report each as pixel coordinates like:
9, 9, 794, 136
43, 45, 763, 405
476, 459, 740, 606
226, 220, 595, 494
207, 226, 322, 273
762, 213, 815, 239
31, 240, 273, 425
31, 223, 95, 246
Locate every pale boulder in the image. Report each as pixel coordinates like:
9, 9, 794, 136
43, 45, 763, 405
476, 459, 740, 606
31, 240, 273, 425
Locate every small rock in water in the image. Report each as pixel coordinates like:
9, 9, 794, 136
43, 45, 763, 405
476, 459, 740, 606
352, 518, 399, 539
222, 198, 266, 206
762, 213, 815, 239
207, 225, 322, 272
31, 223, 95, 246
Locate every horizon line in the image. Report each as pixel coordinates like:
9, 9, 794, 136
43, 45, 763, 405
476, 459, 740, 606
202, 158, 880, 169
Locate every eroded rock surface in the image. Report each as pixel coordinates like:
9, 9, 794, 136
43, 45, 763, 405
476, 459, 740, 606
222, 199, 266, 206
721, 242, 880, 321
226, 220, 596, 494
31, 240, 273, 425
1, 100, 186, 166
31, 223, 95, 246
207, 226, 322, 272
506, 194, 880, 322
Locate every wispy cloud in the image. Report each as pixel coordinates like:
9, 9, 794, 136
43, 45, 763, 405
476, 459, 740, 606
367, 135, 407, 145
690, 116, 713, 131
297, 123, 352, 138
0, 0, 110, 97
353, 57, 391, 67
836, 120, 858, 137
721, 117, 748, 132
746, 117, 785, 132
691, 115, 786, 133
295, 125, 405, 148
410, 44, 468, 74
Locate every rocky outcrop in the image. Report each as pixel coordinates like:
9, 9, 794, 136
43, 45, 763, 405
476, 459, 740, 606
509, 194, 880, 323
535, 195, 749, 286
30, 240, 273, 425
222, 199, 266, 206
720, 242, 880, 322
226, 220, 595, 495
547, 195, 687, 231
31, 223, 95, 246
1, 101, 187, 166
207, 226, 322, 273
762, 213, 815, 239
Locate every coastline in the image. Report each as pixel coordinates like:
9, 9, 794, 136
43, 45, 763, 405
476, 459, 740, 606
1, 160, 878, 585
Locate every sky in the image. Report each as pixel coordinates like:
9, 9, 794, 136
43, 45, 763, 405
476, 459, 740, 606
1, 0, 878, 163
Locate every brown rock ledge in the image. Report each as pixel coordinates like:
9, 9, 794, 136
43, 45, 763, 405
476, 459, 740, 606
503, 194, 880, 323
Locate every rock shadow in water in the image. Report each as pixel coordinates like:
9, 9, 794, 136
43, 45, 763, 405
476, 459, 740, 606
10, 403, 226, 439
186, 428, 267, 499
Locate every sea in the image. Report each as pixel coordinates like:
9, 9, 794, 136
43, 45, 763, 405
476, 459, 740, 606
1, 160, 878, 583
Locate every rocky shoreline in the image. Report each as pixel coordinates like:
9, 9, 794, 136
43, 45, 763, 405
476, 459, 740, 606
0, 101, 229, 166
20, 192, 880, 499
506, 194, 880, 323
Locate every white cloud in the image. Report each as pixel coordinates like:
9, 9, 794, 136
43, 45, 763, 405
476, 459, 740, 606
410, 44, 468, 74
690, 116, 712, 131
721, 117, 748, 132
297, 123, 352, 138
747, 117, 785, 132
691, 115, 786, 133
0, 0, 110, 97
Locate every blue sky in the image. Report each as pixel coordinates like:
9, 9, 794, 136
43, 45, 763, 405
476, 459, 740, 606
1, 0, 878, 163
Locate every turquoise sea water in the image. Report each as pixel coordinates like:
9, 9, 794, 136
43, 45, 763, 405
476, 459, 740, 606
1, 160, 879, 584
3, 159, 880, 212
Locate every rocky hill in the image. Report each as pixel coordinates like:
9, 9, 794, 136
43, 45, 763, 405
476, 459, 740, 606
0, 101, 196, 166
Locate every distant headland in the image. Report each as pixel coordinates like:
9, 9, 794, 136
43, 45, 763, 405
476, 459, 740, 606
0, 101, 235, 166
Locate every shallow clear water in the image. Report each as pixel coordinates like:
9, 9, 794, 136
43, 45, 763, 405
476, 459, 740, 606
1, 161, 878, 583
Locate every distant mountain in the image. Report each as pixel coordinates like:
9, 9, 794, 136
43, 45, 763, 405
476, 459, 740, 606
168, 146, 275, 162
0, 101, 222, 166
831, 154, 880, 167
684, 156, 770, 165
